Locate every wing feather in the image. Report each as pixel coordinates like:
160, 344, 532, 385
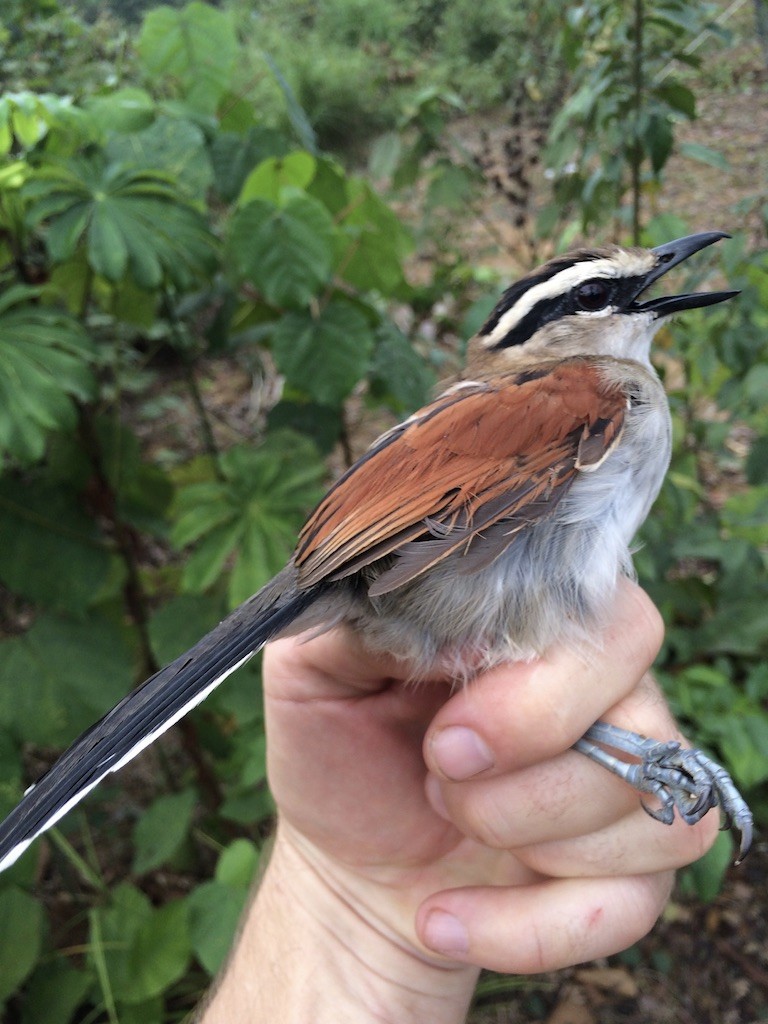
295, 360, 628, 591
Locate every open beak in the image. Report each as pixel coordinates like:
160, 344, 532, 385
631, 231, 739, 317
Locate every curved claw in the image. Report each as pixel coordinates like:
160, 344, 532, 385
640, 796, 675, 826
574, 722, 754, 862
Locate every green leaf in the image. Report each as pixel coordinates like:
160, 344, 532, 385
138, 2, 237, 115
369, 320, 433, 413
188, 881, 247, 975
84, 87, 156, 134
719, 712, 768, 788
0, 611, 134, 749
0, 731, 22, 820
272, 303, 375, 406
368, 131, 402, 180
698, 598, 768, 657
266, 399, 342, 454
655, 80, 696, 119
132, 789, 197, 874
126, 900, 191, 1002
227, 195, 334, 308
0, 887, 44, 1001
89, 200, 129, 281
179, 518, 244, 594
106, 115, 213, 202
335, 179, 410, 293
0, 286, 95, 463
0, 478, 111, 611
721, 486, 768, 546
306, 156, 350, 215
21, 960, 91, 1024
88, 883, 151, 1002
644, 113, 673, 175
425, 162, 477, 211
148, 594, 224, 666
89, 887, 190, 1005
746, 436, 768, 484
215, 839, 260, 888
210, 127, 292, 203
114, 998, 163, 1024
679, 142, 731, 172
93, 417, 174, 535
172, 433, 325, 603
679, 830, 732, 901
261, 50, 318, 154
25, 157, 218, 289
239, 152, 316, 205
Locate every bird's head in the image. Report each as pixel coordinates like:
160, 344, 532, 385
468, 231, 738, 373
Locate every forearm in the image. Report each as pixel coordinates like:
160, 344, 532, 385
198, 822, 479, 1024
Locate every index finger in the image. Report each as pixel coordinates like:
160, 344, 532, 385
424, 580, 664, 779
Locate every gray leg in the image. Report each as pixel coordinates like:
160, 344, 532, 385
573, 720, 753, 863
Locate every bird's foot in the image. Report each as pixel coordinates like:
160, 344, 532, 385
574, 721, 753, 863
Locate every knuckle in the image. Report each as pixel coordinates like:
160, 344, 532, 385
459, 786, 516, 849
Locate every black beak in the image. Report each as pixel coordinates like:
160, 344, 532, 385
631, 231, 739, 317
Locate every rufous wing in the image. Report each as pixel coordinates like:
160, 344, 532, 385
294, 360, 628, 593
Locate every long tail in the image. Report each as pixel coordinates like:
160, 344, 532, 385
0, 585, 317, 873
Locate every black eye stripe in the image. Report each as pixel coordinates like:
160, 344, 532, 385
486, 271, 651, 350
479, 255, 584, 336
490, 296, 567, 348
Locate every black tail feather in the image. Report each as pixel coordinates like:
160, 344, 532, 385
0, 588, 316, 872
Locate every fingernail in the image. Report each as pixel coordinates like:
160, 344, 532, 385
423, 909, 470, 956
431, 726, 494, 780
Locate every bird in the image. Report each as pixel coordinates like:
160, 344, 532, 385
0, 230, 753, 874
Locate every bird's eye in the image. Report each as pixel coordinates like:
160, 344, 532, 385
574, 279, 611, 312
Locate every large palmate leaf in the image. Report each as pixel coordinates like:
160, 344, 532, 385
172, 432, 325, 606
105, 115, 213, 202
0, 285, 95, 463
24, 156, 218, 290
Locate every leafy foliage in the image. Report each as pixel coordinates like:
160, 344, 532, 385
0, 2, 432, 1017
0, 284, 94, 461
173, 433, 326, 604
0, 0, 764, 1020
24, 157, 218, 289
542, 0, 730, 238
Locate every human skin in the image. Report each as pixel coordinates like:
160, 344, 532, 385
199, 582, 719, 1023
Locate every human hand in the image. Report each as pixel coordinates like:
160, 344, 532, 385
201, 583, 718, 1024
263, 580, 717, 967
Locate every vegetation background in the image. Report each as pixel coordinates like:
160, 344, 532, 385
0, 0, 766, 1020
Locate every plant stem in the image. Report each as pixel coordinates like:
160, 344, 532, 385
77, 406, 157, 677
162, 290, 225, 479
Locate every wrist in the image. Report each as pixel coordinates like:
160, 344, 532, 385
200, 820, 479, 1024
